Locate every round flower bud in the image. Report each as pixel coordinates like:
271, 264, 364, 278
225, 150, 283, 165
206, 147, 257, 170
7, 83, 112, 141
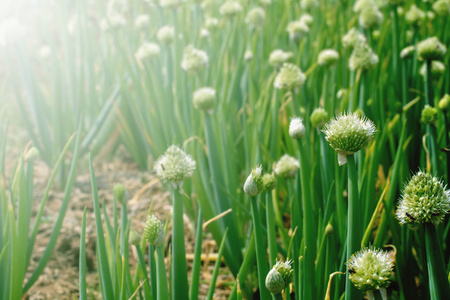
144, 215, 165, 247
405, 30, 413, 43
419, 61, 445, 80
181, 45, 208, 73
289, 117, 306, 139
405, 5, 425, 26
274, 154, 300, 178
157, 25, 175, 44
396, 171, 450, 227
359, 7, 383, 29
134, 14, 150, 29
38, 45, 52, 59
154, 145, 196, 186
286, 21, 309, 43
262, 173, 276, 191
346, 247, 394, 291
24, 147, 39, 162
299, 13, 313, 25
439, 94, 450, 111
342, 28, 366, 49
349, 42, 379, 71
113, 183, 126, 204
416, 37, 447, 61
300, 0, 318, 10
372, 30, 380, 41
129, 230, 141, 246
244, 50, 253, 61
322, 112, 376, 166
310, 107, 329, 129
433, 0, 450, 17
219, 1, 243, 16
353, 0, 377, 13
318, 49, 340, 67
269, 49, 293, 68
400, 45, 415, 59
193, 87, 216, 113
246, 7, 265, 29
265, 260, 294, 295
243, 166, 264, 196
420, 105, 439, 125
274, 63, 306, 90
135, 42, 160, 60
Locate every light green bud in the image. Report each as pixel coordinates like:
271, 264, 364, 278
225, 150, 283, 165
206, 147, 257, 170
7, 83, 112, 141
181, 45, 208, 73
135, 42, 160, 60
274, 63, 306, 90
310, 107, 329, 129
349, 42, 379, 70
400, 45, 415, 59
243, 166, 264, 196
420, 105, 439, 125
359, 7, 383, 29
439, 94, 450, 110
342, 28, 366, 49
405, 5, 425, 26
193, 87, 216, 112
286, 20, 309, 43
274, 154, 300, 178
269, 49, 293, 68
157, 25, 175, 44
134, 14, 150, 29
219, 1, 243, 16
246, 7, 265, 28
419, 61, 445, 80
265, 260, 294, 294
113, 183, 126, 204
318, 49, 339, 67
144, 215, 165, 247
433, 0, 450, 17
154, 145, 196, 186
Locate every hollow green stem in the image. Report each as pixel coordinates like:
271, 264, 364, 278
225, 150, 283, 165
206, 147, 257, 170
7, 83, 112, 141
172, 189, 189, 300
156, 246, 169, 300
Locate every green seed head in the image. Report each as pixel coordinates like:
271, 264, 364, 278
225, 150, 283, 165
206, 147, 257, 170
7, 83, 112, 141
396, 171, 450, 227
433, 0, 450, 17
144, 215, 165, 247
113, 183, 126, 204
135, 42, 160, 60
322, 112, 376, 165
419, 61, 446, 80
193, 87, 216, 113
265, 260, 294, 294
154, 145, 196, 185
359, 7, 383, 29
219, 1, 243, 16
157, 25, 175, 44
342, 28, 366, 49
274, 154, 300, 178
405, 5, 425, 26
181, 45, 208, 73
274, 63, 306, 90
243, 165, 264, 196
318, 49, 340, 67
269, 49, 293, 68
286, 20, 309, 43
346, 247, 394, 291
400, 45, 415, 59
417, 37, 447, 61
262, 173, 276, 191
439, 94, 450, 111
310, 107, 329, 129
420, 105, 439, 125
349, 42, 379, 70
246, 7, 265, 29
289, 117, 306, 139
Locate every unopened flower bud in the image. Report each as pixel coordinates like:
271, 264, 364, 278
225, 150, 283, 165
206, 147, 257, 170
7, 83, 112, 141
289, 117, 306, 139
265, 260, 294, 294
274, 155, 300, 178
286, 21, 309, 43
439, 94, 450, 110
135, 42, 160, 60
219, 1, 243, 16
129, 230, 141, 246
405, 5, 425, 26
134, 14, 150, 29
113, 183, 126, 204
359, 7, 383, 29
299, 13, 313, 25
310, 107, 329, 129
144, 215, 165, 247
262, 173, 276, 191
269, 49, 293, 68
243, 166, 264, 196
24, 147, 39, 162
420, 105, 438, 125
349, 42, 378, 70
342, 28, 366, 49
193, 87, 216, 113
419, 61, 446, 80
400, 45, 415, 59
433, 0, 450, 17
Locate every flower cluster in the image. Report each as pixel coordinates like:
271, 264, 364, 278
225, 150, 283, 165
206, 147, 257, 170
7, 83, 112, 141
154, 145, 196, 187
181, 45, 209, 73
274, 63, 306, 90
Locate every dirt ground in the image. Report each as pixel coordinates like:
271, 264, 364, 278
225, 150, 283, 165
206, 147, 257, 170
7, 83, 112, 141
4, 142, 233, 299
